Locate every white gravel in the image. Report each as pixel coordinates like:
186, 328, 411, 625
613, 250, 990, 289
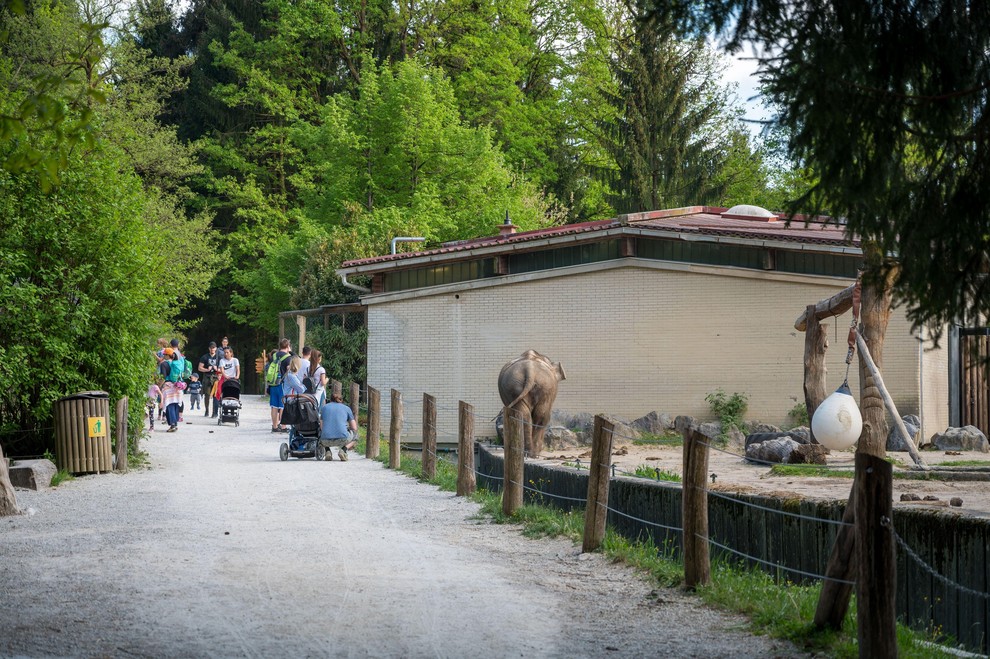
1, 396, 808, 658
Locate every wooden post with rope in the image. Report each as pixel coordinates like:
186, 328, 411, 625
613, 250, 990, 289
389, 389, 402, 470
582, 415, 615, 553
456, 401, 476, 496
502, 406, 524, 516
855, 452, 897, 657
366, 386, 380, 459
422, 393, 437, 480
680, 416, 711, 588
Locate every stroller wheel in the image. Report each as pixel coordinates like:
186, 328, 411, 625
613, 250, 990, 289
279, 443, 289, 461
235, 419, 239, 427
315, 444, 326, 461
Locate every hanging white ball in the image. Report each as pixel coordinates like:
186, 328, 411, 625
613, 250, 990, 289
811, 383, 863, 450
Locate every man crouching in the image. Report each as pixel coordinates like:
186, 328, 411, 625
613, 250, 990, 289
319, 392, 358, 461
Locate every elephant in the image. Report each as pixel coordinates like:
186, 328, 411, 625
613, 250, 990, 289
497, 350, 566, 457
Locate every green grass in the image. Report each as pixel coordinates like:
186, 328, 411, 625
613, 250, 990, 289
632, 430, 683, 448
933, 460, 990, 467
630, 464, 682, 482
50, 468, 74, 486
375, 446, 961, 657
769, 464, 855, 478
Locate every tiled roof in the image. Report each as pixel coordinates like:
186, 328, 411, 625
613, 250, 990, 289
339, 206, 857, 270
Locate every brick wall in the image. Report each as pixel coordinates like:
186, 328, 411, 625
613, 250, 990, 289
365, 260, 947, 441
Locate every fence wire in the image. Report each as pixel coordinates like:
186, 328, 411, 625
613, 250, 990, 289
370, 389, 990, 606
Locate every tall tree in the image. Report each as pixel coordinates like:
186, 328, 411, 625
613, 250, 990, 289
653, 0, 990, 340
595, 4, 735, 212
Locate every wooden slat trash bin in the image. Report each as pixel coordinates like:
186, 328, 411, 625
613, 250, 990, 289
54, 391, 113, 474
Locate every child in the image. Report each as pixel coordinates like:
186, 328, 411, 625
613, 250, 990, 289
188, 373, 203, 410
147, 377, 163, 431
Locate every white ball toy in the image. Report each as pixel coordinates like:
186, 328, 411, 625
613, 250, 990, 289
811, 382, 863, 450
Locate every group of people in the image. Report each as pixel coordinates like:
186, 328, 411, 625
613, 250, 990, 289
148, 336, 242, 432
267, 338, 357, 460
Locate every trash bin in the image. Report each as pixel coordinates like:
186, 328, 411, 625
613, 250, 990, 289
54, 391, 113, 474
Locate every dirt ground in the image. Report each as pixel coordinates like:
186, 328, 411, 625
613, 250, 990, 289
538, 441, 990, 520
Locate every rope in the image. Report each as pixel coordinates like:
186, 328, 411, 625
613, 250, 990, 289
703, 534, 855, 585
885, 518, 990, 600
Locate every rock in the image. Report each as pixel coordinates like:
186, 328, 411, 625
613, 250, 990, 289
900, 493, 921, 501
930, 426, 990, 452
698, 421, 722, 441
923, 495, 940, 501
725, 427, 746, 452
790, 443, 828, 465
605, 417, 641, 444
950, 498, 963, 507
550, 411, 594, 433
745, 431, 811, 448
631, 411, 674, 434
544, 426, 581, 450
886, 414, 921, 452
8, 459, 57, 491
747, 422, 782, 434
745, 438, 801, 464
787, 426, 811, 443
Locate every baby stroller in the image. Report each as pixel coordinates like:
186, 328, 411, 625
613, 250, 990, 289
217, 378, 241, 427
278, 393, 326, 460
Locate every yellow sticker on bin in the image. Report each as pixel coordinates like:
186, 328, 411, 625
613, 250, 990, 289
87, 417, 107, 438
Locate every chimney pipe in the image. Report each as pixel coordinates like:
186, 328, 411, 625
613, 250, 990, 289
499, 210, 517, 237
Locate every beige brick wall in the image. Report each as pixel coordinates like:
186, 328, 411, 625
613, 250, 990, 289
365, 260, 948, 441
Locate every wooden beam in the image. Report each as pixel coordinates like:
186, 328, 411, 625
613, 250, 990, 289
794, 283, 857, 331
803, 305, 829, 442
856, 331, 927, 468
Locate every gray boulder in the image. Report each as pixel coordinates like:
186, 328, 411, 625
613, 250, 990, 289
631, 411, 674, 435
746, 438, 802, 464
886, 415, 921, 452
930, 426, 990, 452
747, 422, 783, 434
745, 431, 811, 448
545, 426, 581, 450
9, 459, 57, 490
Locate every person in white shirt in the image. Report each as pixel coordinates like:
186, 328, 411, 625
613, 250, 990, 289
219, 346, 240, 380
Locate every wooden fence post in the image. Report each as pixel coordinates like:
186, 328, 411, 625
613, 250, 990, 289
856, 453, 896, 657
332, 379, 342, 400
422, 393, 436, 480
114, 397, 128, 474
803, 305, 828, 442
350, 382, 360, 420
389, 389, 403, 470
813, 485, 857, 629
366, 387, 380, 459
502, 406, 524, 516
681, 419, 711, 589
582, 415, 615, 553
456, 401, 476, 496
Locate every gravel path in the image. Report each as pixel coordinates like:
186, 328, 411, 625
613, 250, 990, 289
1, 396, 807, 658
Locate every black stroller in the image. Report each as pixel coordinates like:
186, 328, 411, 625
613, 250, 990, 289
279, 393, 326, 460
217, 378, 241, 427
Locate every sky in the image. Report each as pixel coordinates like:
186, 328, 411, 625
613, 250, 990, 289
717, 45, 774, 137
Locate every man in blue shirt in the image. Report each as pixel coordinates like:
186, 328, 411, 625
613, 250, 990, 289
319, 392, 357, 461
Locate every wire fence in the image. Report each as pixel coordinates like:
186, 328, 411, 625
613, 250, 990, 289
370, 385, 990, 652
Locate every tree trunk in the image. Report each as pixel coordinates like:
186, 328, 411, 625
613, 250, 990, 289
803, 305, 829, 441
0, 445, 20, 517
857, 259, 897, 458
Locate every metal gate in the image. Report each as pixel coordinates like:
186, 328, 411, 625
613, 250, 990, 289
960, 327, 990, 436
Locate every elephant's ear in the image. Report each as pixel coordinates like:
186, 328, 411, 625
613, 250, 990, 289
556, 363, 566, 381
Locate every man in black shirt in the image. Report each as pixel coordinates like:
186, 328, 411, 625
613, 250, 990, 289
198, 342, 222, 417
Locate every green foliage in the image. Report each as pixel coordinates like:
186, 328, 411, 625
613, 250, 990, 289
705, 388, 748, 438
787, 402, 809, 428
769, 465, 855, 479
631, 464, 681, 482
654, 0, 990, 344
0, 4, 217, 455
305, 324, 368, 387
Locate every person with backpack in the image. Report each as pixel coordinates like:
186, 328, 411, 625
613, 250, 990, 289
268, 338, 292, 432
